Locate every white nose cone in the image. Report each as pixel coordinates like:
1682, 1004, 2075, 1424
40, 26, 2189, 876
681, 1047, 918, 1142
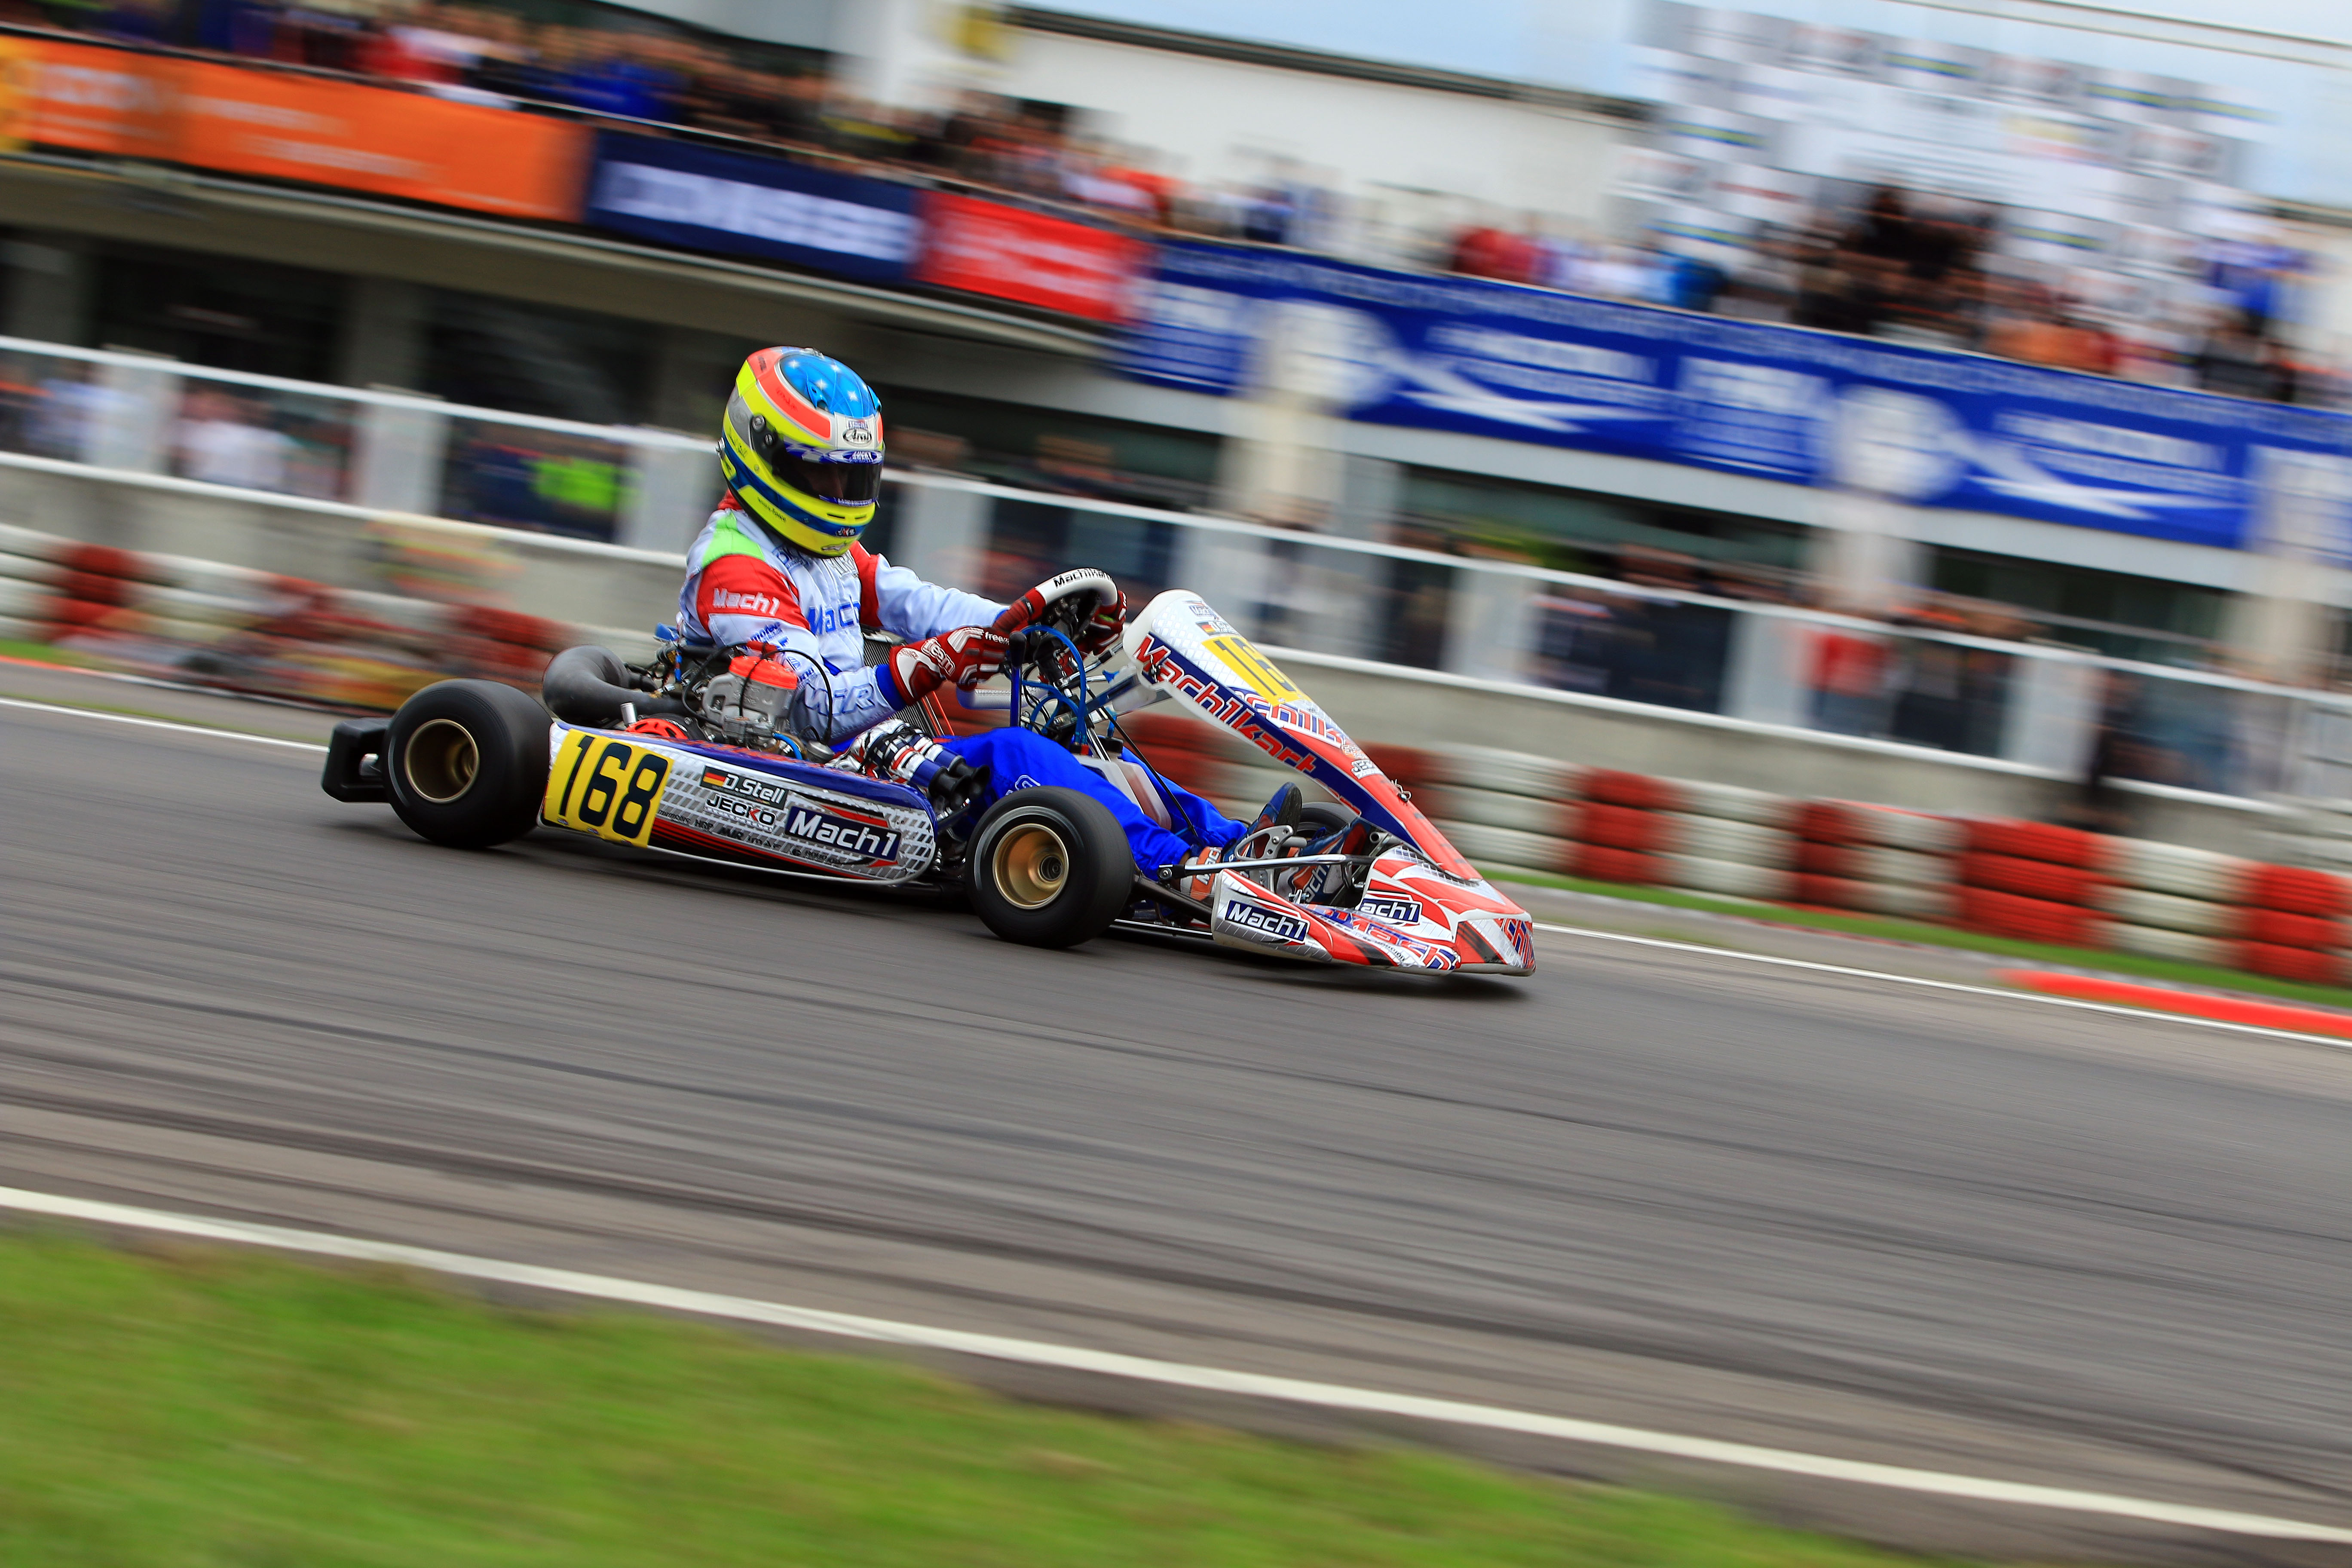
1123, 587, 1222, 664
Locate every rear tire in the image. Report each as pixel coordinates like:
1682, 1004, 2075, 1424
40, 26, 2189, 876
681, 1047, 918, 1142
385, 680, 550, 848
966, 787, 1133, 949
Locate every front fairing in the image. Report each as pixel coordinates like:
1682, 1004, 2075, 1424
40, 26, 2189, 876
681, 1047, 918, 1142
1111, 590, 1532, 974
1207, 852, 1534, 974
1122, 591, 1480, 881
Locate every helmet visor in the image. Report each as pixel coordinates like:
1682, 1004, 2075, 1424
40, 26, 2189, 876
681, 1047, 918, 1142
775, 446, 883, 504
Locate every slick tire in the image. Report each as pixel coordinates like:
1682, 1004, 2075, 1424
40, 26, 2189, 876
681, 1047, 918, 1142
966, 787, 1133, 949
384, 679, 551, 849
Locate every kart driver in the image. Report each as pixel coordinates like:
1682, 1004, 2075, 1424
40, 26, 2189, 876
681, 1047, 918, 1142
671, 346, 1298, 883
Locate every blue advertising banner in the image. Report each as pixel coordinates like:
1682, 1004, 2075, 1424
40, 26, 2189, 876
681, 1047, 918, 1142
584, 130, 919, 284
1120, 242, 2352, 551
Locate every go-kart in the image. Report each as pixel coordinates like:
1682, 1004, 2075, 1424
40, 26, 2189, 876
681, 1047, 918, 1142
320, 570, 1534, 975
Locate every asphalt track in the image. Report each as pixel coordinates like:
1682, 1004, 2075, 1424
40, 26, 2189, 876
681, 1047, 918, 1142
5, 681, 2352, 1563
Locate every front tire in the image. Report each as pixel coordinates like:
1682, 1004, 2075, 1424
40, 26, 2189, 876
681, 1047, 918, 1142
384, 680, 550, 848
965, 787, 1133, 949
1297, 802, 1356, 839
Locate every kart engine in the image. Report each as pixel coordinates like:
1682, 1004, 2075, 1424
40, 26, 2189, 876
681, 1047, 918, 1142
690, 651, 800, 751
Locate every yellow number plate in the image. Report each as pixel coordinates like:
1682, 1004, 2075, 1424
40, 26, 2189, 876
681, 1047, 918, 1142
544, 730, 673, 848
1202, 634, 1301, 704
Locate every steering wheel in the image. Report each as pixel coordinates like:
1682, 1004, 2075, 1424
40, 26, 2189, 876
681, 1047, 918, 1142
993, 569, 1119, 743
991, 568, 1118, 647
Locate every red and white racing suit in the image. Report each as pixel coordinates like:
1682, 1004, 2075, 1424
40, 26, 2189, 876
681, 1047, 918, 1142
675, 499, 1251, 874
676, 499, 1002, 742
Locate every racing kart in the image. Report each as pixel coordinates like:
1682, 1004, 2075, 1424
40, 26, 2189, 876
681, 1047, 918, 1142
320, 571, 1534, 975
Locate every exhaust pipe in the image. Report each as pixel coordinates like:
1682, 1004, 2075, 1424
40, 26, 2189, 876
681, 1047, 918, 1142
542, 644, 683, 728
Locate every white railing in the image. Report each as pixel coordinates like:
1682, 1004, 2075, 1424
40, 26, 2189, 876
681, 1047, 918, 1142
2, 334, 2345, 803
877, 472, 2352, 803
0, 334, 715, 551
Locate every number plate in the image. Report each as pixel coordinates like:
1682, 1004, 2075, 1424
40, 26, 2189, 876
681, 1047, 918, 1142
544, 730, 672, 848
1201, 634, 1302, 703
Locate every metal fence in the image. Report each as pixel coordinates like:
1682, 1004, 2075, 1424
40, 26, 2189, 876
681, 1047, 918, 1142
0, 334, 718, 552
875, 474, 2352, 804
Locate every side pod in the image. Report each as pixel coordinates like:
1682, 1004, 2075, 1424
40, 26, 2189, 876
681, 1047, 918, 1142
322, 717, 392, 803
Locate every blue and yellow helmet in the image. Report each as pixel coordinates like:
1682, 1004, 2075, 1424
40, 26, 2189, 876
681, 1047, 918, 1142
717, 346, 885, 557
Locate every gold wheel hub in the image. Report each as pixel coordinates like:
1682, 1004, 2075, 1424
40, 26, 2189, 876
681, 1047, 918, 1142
404, 718, 480, 804
993, 821, 1069, 910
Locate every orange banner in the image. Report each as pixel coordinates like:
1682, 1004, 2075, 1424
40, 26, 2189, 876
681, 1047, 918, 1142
25, 40, 587, 222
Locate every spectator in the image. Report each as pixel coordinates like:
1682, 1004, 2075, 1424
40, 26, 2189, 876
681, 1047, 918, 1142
30, 363, 105, 463
1450, 220, 1540, 284
176, 391, 294, 492
34, 5, 2341, 401
2193, 311, 2283, 401
1809, 623, 1889, 735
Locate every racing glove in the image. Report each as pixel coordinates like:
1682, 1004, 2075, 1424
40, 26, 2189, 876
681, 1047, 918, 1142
836, 719, 986, 818
1073, 586, 1130, 659
879, 624, 1009, 708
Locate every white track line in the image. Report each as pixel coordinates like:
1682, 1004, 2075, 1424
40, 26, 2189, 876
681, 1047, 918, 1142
0, 694, 327, 750
1, 1185, 2343, 1545
12, 694, 2349, 1053
1531, 922, 2352, 1051
8, 693, 2350, 1534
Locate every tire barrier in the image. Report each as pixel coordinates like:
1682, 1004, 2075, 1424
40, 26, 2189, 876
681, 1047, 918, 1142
1113, 709, 2352, 987
0, 522, 594, 710
1790, 802, 1960, 922
11, 519, 2352, 993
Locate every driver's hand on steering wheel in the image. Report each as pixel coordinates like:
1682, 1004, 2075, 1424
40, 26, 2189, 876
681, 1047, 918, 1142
1073, 586, 1129, 660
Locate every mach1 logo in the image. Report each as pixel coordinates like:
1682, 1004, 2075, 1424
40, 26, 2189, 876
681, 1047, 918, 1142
713, 588, 784, 615
805, 599, 859, 636
1222, 899, 1309, 944
1357, 895, 1423, 927
786, 804, 901, 861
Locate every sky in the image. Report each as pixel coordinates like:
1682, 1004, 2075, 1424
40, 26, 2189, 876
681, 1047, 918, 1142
1039, 1, 2351, 93
1036, 0, 1629, 90
1036, 1, 2352, 204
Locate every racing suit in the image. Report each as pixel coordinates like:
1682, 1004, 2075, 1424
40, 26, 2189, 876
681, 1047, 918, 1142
677, 499, 1248, 875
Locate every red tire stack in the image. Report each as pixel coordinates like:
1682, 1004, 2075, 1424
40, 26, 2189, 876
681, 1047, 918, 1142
1786, 801, 1960, 921
1952, 820, 2112, 946
2233, 866, 2349, 984
0, 519, 585, 709
1420, 745, 1588, 876
1559, 770, 1672, 884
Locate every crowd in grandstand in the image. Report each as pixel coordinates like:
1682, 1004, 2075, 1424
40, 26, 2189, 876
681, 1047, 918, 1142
1451, 187, 2332, 405
34, 3, 2333, 405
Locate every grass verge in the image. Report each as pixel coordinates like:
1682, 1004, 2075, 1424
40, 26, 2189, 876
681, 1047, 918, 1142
0, 1232, 1986, 1568
0, 637, 101, 668
1485, 865, 2352, 1013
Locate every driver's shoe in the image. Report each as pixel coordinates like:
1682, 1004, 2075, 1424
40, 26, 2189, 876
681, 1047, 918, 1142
1174, 847, 1222, 903
1248, 784, 1303, 838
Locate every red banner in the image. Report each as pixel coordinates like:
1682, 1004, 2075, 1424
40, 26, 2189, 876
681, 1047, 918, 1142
915, 191, 1145, 324
25, 40, 588, 222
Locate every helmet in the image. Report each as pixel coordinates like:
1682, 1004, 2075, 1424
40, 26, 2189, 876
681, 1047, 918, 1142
717, 346, 885, 557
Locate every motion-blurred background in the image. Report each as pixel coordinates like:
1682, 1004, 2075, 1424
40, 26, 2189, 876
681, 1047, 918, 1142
6, 0, 2352, 830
